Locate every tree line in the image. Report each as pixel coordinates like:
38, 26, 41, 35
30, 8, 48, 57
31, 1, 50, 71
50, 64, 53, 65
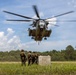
0, 45, 76, 61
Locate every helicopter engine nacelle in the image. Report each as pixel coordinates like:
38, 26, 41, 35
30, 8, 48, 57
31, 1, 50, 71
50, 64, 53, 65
28, 28, 36, 36
44, 29, 52, 37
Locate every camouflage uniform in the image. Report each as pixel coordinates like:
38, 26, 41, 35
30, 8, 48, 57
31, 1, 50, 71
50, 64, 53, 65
32, 52, 38, 64
32, 52, 35, 64
20, 50, 26, 66
28, 51, 32, 66
35, 54, 38, 64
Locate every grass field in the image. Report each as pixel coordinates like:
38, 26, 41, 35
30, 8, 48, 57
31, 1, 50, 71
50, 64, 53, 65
0, 61, 76, 75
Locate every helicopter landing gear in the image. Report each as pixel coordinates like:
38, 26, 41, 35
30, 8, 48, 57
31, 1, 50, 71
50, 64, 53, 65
31, 36, 34, 39
44, 37, 47, 40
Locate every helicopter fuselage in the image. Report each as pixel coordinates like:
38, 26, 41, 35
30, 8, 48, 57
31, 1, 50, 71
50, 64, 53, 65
28, 20, 52, 41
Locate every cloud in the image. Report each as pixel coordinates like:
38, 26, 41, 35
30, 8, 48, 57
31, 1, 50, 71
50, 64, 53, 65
0, 28, 28, 51
0, 32, 4, 38
7, 28, 14, 34
45, 17, 57, 29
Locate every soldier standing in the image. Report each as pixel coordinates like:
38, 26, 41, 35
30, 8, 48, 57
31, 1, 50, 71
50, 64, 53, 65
20, 49, 26, 66
27, 51, 32, 66
32, 52, 35, 64
35, 53, 38, 64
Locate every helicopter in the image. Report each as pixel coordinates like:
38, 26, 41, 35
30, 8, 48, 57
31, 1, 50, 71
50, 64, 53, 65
3, 5, 75, 42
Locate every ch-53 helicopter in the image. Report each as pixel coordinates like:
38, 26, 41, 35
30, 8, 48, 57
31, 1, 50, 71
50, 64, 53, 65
3, 5, 75, 42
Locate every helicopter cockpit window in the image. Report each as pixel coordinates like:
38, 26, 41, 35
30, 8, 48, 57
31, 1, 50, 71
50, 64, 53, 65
39, 20, 45, 28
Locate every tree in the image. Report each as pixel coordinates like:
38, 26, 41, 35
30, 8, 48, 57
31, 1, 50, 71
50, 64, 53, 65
65, 45, 74, 60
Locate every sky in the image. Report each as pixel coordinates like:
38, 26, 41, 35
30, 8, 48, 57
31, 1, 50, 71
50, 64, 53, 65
0, 0, 76, 52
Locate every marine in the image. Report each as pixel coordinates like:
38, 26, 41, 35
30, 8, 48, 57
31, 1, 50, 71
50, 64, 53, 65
20, 49, 26, 66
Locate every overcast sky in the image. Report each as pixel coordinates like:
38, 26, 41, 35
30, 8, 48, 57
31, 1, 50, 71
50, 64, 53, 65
0, 0, 76, 51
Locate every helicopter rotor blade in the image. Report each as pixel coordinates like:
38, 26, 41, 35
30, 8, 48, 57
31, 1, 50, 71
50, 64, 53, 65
56, 20, 76, 22
33, 5, 40, 19
47, 11, 74, 19
45, 18, 76, 23
6, 19, 32, 22
48, 20, 76, 22
3, 10, 35, 20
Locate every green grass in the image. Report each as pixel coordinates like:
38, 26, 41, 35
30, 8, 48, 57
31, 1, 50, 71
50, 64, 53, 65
0, 61, 76, 75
